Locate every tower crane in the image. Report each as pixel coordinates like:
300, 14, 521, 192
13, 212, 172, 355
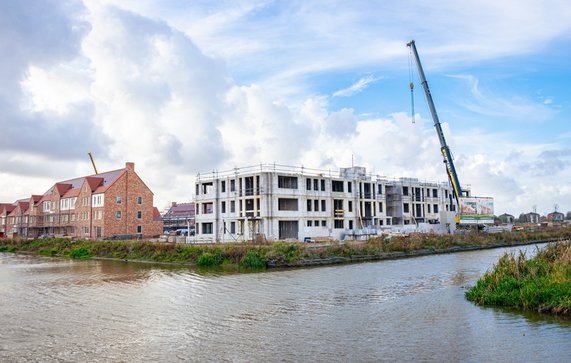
407, 40, 465, 216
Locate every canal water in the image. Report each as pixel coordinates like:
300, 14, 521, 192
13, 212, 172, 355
1, 244, 570, 362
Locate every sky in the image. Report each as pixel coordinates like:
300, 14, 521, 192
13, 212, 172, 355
1, 0, 570, 217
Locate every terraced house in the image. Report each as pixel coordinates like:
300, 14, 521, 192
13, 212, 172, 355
194, 164, 463, 242
0, 162, 163, 239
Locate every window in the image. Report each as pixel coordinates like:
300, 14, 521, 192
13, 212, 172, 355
202, 223, 213, 234
334, 199, 343, 216
334, 220, 344, 229
116, 196, 122, 204
428, 204, 432, 213
348, 201, 353, 212
43, 201, 50, 212
307, 200, 312, 212
433, 204, 439, 213
403, 203, 410, 213
116, 211, 122, 219
60, 198, 69, 210
92, 194, 104, 207
378, 184, 383, 195
314, 200, 319, 211
230, 201, 236, 213
278, 176, 298, 189
221, 201, 226, 213
403, 186, 409, 196
306, 178, 311, 190
137, 225, 142, 234
433, 189, 438, 198
348, 182, 352, 193
378, 202, 383, 213
202, 182, 213, 194
221, 180, 226, 193
230, 222, 236, 234
203, 202, 213, 214
307, 220, 312, 227
137, 211, 142, 219
349, 220, 354, 229
313, 179, 318, 190
315, 220, 320, 226
332, 180, 344, 192
230, 179, 236, 192
321, 200, 326, 212
137, 196, 142, 204
278, 198, 298, 211
320, 179, 325, 191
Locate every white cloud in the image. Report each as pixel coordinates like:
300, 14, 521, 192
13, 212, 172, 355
1, 0, 571, 219
333, 75, 380, 98
449, 74, 555, 122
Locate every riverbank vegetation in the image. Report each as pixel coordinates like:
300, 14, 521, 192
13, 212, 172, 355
465, 241, 571, 315
1, 227, 570, 270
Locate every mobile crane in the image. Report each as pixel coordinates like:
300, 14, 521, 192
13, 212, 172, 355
407, 40, 466, 221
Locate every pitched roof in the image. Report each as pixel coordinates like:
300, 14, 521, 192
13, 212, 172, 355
163, 202, 195, 218
43, 166, 128, 197
153, 207, 162, 221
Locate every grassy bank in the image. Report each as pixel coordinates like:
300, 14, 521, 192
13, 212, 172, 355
465, 241, 571, 315
1, 227, 571, 270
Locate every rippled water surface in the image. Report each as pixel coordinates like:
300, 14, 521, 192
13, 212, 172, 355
1, 244, 570, 362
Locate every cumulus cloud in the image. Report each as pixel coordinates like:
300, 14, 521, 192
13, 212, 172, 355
1, 0, 571, 218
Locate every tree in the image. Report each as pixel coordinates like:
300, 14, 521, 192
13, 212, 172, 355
518, 213, 527, 223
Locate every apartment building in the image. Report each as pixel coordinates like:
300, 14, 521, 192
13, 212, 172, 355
0, 162, 163, 239
194, 164, 462, 242
162, 202, 195, 233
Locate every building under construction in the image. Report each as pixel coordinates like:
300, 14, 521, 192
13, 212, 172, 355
193, 164, 469, 242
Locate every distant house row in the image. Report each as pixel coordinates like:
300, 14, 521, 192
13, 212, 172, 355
498, 211, 566, 224
0, 162, 163, 239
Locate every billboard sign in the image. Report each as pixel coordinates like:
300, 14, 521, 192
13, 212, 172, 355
459, 197, 494, 224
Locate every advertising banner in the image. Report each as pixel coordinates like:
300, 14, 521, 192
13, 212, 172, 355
459, 197, 494, 224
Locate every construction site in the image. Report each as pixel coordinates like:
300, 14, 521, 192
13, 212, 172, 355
192, 41, 495, 243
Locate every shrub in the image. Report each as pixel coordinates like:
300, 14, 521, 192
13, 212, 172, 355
196, 251, 223, 267
239, 250, 267, 269
69, 247, 91, 260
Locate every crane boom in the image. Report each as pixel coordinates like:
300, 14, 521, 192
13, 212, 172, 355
88, 152, 99, 175
407, 40, 463, 207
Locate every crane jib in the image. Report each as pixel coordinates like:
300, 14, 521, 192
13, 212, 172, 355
408, 40, 463, 202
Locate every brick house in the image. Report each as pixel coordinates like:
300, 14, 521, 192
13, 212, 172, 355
162, 202, 195, 233
1, 162, 163, 239
547, 211, 565, 223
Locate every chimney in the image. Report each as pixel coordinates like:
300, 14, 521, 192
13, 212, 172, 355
126, 162, 135, 171
172, 202, 177, 207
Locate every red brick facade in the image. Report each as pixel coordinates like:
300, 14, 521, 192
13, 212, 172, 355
0, 162, 163, 239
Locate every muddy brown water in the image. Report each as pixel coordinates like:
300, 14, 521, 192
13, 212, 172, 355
1, 243, 570, 362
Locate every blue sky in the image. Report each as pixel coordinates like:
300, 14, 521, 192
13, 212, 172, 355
1, 0, 570, 217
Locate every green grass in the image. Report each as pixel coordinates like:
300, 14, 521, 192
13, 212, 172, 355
465, 241, 571, 315
1, 226, 571, 273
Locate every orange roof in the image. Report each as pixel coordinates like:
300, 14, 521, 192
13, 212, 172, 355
43, 166, 128, 197
62, 188, 81, 198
